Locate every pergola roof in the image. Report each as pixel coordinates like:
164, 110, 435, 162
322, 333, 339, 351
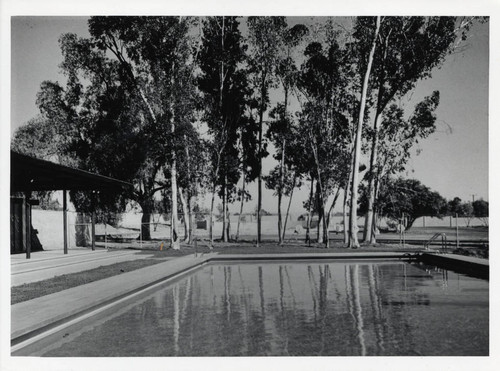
11, 151, 133, 192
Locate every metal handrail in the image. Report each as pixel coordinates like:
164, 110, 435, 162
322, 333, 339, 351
424, 233, 448, 253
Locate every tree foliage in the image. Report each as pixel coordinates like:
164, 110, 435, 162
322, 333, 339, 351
362, 177, 448, 230
12, 16, 486, 247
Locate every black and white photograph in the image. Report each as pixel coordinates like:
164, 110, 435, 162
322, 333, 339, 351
1, 0, 497, 370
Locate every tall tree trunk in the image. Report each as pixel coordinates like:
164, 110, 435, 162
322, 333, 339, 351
209, 182, 216, 248
363, 111, 383, 243
282, 174, 296, 243
179, 186, 189, 242
257, 70, 267, 247
307, 176, 314, 245
236, 168, 246, 241
349, 16, 381, 248
187, 192, 193, 244
139, 199, 153, 241
184, 134, 193, 244
277, 181, 283, 245
369, 170, 382, 244
316, 181, 323, 244
322, 204, 329, 248
169, 60, 180, 250
343, 193, 349, 244
343, 149, 355, 244
171, 154, 180, 249
190, 179, 199, 245
210, 16, 226, 249
310, 138, 326, 246
222, 174, 228, 242
325, 188, 341, 248
209, 150, 223, 249
226, 203, 231, 241
75, 212, 91, 247
278, 85, 289, 246
278, 139, 286, 245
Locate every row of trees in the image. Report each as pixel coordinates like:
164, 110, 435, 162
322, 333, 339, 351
12, 16, 487, 248
359, 177, 489, 230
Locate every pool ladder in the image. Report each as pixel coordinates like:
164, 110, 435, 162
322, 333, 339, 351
424, 233, 448, 253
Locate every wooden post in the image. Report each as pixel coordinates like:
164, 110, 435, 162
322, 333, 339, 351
455, 213, 459, 249
91, 211, 96, 251
399, 213, 403, 245
402, 213, 405, 248
21, 197, 26, 258
91, 191, 96, 251
25, 196, 31, 259
63, 190, 68, 254
423, 216, 426, 228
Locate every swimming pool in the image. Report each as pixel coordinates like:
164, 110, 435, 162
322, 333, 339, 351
14, 260, 488, 356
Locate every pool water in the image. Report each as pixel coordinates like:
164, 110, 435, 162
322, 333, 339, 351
18, 260, 488, 356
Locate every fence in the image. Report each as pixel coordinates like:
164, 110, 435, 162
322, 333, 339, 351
30, 210, 334, 249
30, 209, 489, 250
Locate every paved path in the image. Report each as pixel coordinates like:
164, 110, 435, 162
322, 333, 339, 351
11, 249, 156, 286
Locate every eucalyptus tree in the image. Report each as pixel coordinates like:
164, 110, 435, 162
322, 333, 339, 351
285, 111, 317, 241
348, 16, 381, 248
365, 91, 440, 233
235, 109, 260, 241
296, 37, 352, 248
266, 21, 308, 245
164, 121, 207, 244
247, 16, 288, 246
32, 34, 151, 226
12, 115, 63, 160
358, 17, 455, 242
198, 16, 250, 245
28, 17, 199, 245
263, 161, 302, 242
12, 114, 71, 211
360, 16, 485, 243
86, 16, 199, 248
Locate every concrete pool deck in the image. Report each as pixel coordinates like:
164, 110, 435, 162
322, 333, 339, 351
10, 248, 158, 286
11, 250, 488, 347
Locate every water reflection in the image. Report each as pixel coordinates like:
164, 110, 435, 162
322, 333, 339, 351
31, 261, 488, 357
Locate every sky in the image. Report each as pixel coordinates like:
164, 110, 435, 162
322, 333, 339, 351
9, 15, 490, 215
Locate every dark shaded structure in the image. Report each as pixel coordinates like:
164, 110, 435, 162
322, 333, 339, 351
10, 151, 132, 258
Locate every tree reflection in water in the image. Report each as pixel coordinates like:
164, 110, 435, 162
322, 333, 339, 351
34, 261, 488, 357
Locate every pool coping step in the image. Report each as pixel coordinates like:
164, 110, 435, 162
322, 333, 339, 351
420, 252, 489, 279
11, 251, 487, 346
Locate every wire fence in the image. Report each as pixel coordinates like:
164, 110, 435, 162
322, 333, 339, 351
31, 208, 488, 250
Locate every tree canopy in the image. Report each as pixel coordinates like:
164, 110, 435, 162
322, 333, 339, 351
361, 177, 448, 230
12, 16, 486, 248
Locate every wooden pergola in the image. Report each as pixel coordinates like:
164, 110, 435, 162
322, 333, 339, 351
10, 151, 132, 259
